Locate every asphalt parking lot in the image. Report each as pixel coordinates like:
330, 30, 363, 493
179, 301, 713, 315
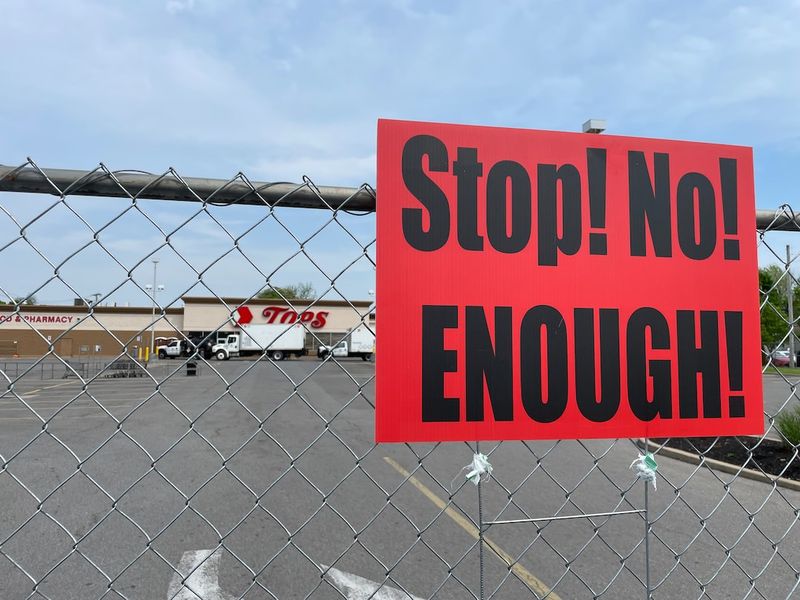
0, 359, 799, 599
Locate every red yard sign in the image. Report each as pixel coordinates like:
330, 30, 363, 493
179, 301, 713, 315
375, 119, 763, 443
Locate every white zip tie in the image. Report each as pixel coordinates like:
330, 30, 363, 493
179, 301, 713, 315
451, 452, 494, 489
630, 452, 658, 490
465, 452, 493, 486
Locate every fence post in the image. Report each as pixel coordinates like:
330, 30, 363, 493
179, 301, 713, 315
644, 439, 651, 600
788, 245, 796, 367
476, 441, 485, 600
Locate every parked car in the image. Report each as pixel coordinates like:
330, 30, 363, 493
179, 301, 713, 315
773, 349, 791, 366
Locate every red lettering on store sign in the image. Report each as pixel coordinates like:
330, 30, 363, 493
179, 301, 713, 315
262, 307, 288, 323
1, 315, 75, 325
280, 311, 298, 324
260, 306, 328, 329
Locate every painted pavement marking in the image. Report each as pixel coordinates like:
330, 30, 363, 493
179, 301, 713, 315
384, 456, 563, 600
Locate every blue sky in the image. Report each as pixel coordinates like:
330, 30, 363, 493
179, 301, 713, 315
1, 0, 799, 306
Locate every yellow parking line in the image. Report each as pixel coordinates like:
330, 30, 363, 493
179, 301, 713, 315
383, 457, 562, 600
22, 380, 79, 395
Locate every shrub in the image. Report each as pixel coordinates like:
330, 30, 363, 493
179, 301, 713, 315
776, 405, 800, 447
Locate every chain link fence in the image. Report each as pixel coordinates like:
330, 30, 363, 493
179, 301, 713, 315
0, 159, 799, 599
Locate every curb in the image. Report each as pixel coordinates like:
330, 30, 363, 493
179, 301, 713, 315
636, 438, 800, 493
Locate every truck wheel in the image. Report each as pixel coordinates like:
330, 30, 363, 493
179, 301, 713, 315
363, 353, 373, 362
158, 350, 166, 360
271, 350, 284, 361
215, 350, 227, 361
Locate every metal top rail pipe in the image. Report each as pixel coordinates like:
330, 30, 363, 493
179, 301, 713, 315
0, 162, 796, 228
757, 209, 800, 231
0, 163, 376, 212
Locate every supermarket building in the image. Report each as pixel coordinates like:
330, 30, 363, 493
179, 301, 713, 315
0, 297, 374, 357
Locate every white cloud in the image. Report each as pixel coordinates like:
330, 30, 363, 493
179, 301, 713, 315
1, 0, 800, 301
249, 153, 376, 187
165, 0, 195, 14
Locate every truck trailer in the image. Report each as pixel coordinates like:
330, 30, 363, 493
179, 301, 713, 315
211, 323, 306, 360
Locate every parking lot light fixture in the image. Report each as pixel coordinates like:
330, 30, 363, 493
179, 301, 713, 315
582, 118, 607, 134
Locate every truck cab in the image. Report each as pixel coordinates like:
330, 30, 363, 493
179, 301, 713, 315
212, 334, 240, 360
158, 339, 192, 359
323, 340, 350, 358
317, 326, 375, 361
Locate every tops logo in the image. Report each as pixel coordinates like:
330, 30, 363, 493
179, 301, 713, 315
234, 306, 328, 329
263, 307, 328, 328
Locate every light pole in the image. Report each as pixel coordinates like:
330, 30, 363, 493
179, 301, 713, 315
147, 259, 164, 356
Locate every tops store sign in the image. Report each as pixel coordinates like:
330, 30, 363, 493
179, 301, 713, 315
375, 119, 763, 443
234, 306, 329, 328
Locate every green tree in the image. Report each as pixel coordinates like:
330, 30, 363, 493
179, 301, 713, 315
760, 265, 800, 350
257, 282, 316, 300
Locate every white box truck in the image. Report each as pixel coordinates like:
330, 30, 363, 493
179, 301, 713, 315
211, 323, 306, 361
317, 325, 375, 361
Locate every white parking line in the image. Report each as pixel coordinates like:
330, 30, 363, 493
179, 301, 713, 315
0, 402, 143, 413
6, 393, 172, 402
322, 564, 424, 599
168, 549, 233, 600
0, 413, 120, 421
0, 396, 164, 407
17, 381, 80, 396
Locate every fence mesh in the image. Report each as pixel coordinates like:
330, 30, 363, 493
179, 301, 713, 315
0, 159, 799, 599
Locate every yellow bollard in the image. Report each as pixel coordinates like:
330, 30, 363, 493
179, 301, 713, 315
137, 346, 143, 361
145, 346, 150, 362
